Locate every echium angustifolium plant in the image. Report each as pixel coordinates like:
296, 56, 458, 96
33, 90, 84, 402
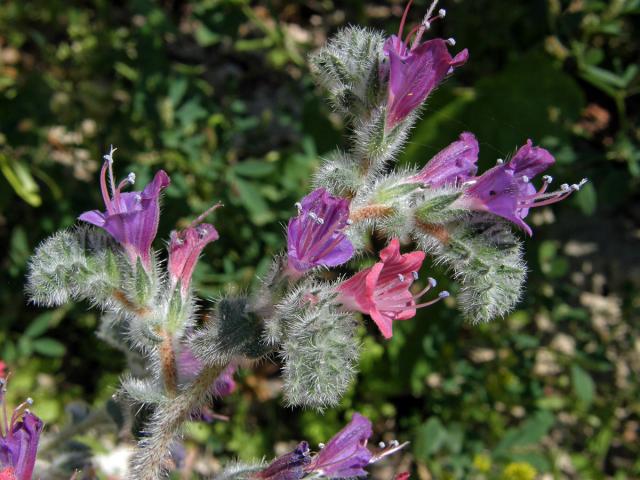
24, 1, 588, 478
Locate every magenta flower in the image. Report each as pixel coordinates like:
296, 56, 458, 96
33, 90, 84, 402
286, 188, 354, 277
408, 132, 479, 187
305, 413, 373, 478
168, 205, 220, 297
256, 442, 311, 480
382, 1, 468, 129
458, 140, 587, 235
0, 381, 43, 480
337, 239, 447, 339
79, 146, 170, 269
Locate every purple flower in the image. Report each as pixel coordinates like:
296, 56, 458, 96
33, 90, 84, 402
458, 140, 587, 235
305, 413, 373, 478
168, 205, 220, 297
382, 1, 468, 129
286, 188, 354, 277
408, 132, 479, 187
79, 146, 170, 269
256, 442, 311, 480
0, 381, 44, 480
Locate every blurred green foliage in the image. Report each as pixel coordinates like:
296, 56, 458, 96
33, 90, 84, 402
1, 0, 639, 478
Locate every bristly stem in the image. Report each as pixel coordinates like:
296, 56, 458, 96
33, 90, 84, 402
128, 364, 225, 480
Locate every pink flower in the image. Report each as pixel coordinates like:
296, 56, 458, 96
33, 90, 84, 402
337, 239, 448, 338
168, 205, 221, 297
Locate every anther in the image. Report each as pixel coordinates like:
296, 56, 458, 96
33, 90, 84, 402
135, 193, 142, 203
521, 175, 529, 183
295, 202, 302, 210
439, 291, 450, 298
438, 8, 446, 17
462, 179, 477, 187
378, 441, 386, 448
446, 37, 456, 46
127, 172, 136, 184
316, 217, 325, 225
318, 443, 325, 449
308, 212, 318, 221
26, 397, 34, 405
560, 183, 570, 192
346, 219, 353, 225
428, 277, 437, 288
542, 175, 553, 184
422, 20, 431, 30
390, 440, 400, 447
412, 271, 419, 280
496, 158, 504, 165
398, 274, 405, 282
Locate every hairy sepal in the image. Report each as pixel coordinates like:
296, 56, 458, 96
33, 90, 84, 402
415, 214, 526, 323
309, 26, 385, 118
190, 296, 274, 366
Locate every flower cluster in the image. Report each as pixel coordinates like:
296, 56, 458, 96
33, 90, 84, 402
411, 136, 587, 236
0, 376, 43, 480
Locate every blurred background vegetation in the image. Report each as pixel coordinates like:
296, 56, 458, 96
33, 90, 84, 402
1, 0, 639, 478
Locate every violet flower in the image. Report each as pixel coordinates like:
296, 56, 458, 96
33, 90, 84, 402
305, 413, 373, 478
408, 131, 479, 187
382, 0, 468, 129
255, 442, 311, 480
0, 380, 44, 480
286, 188, 354, 277
79, 146, 170, 269
168, 205, 220, 297
457, 140, 588, 235
337, 239, 448, 339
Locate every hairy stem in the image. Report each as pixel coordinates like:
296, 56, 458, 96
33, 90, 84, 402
128, 364, 224, 480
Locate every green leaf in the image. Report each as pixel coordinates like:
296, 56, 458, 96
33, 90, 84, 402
572, 365, 595, 406
24, 312, 53, 338
233, 160, 276, 178
573, 182, 597, 216
414, 417, 447, 460
32, 338, 66, 357
233, 177, 274, 226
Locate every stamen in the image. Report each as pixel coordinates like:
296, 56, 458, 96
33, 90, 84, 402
316, 216, 325, 225
438, 8, 446, 17
496, 158, 504, 165
428, 277, 437, 288
521, 175, 529, 183
542, 175, 553, 184
190, 202, 223, 228
462, 179, 477, 187
398, 0, 415, 38
446, 37, 456, 46
398, 274, 405, 282
346, 219, 353, 225
439, 291, 450, 298
318, 442, 325, 449
560, 183, 570, 192
378, 441, 386, 448
390, 440, 400, 447
127, 172, 136, 185
295, 202, 302, 212
412, 271, 419, 280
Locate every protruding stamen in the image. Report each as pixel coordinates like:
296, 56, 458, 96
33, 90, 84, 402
462, 179, 477, 187
127, 172, 136, 185
439, 291, 450, 298
26, 397, 34, 406
316, 216, 325, 225
412, 271, 419, 280
390, 439, 400, 447
496, 158, 504, 165
318, 442, 325, 449
446, 37, 456, 46
295, 202, 302, 212
521, 175, 530, 183
135, 193, 142, 203
428, 277, 437, 288
542, 175, 553, 184
438, 8, 446, 17
398, 273, 405, 282
378, 441, 386, 448
190, 202, 223, 228
346, 219, 353, 225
